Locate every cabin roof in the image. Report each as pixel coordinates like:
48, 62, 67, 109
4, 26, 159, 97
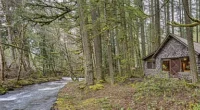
143, 33, 200, 60
170, 34, 200, 54
142, 51, 155, 60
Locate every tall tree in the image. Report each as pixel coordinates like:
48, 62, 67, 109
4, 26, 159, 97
91, 0, 104, 81
196, 0, 199, 42
150, 0, 154, 52
139, 0, 146, 57
1, 0, 16, 61
78, 0, 94, 85
0, 31, 5, 81
182, 0, 198, 83
171, 0, 175, 34
154, 0, 161, 49
166, 0, 170, 34
105, 0, 114, 85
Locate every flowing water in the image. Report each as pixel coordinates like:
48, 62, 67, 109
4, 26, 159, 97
0, 77, 72, 110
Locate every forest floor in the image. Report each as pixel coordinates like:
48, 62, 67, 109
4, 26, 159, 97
53, 77, 200, 110
0, 76, 62, 95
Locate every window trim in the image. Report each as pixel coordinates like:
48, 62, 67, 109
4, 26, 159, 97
147, 61, 156, 69
181, 57, 190, 71
162, 59, 170, 71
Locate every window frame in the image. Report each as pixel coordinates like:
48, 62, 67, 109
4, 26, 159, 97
147, 60, 156, 69
162, 60, 170, 71
181, 57, 190, 71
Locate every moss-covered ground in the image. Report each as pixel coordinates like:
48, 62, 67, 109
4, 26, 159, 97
53, 77, 200, 110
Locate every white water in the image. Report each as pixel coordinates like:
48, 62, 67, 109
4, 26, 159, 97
0, 77, 73, 110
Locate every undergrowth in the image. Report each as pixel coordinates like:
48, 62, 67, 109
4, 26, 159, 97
132, 78, 197, 97
0, 85, 7, 95
192, 103, 200, 110
131, 77, 200, 110
89, 84, 104, 91
54, 76, 200, 110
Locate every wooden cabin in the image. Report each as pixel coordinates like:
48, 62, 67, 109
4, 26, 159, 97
143, 34, 200, 79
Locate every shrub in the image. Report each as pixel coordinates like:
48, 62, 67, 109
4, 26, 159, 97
89, 84, 104, 91
0, 86, 7, 95
17, 79, 34, 86
132, 77, 198, 98
115, 75, 129, 83
192, 103, 200, 110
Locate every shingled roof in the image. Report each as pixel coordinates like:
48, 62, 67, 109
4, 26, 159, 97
143, 34, 200, 60
172, 34, 200, 54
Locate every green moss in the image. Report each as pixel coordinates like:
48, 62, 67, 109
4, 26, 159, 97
191, 103, 200, 110
56, 97, 76, 110
97, 97, 112, 109
17, 79, 34, 86
78, 84, 86, 90
115, 75, 129, 83
97, 80, 105, 84
81, 98, 97, 106
78, 97, 112, 110
0, 86, 7, 95
89, 84, 104, 91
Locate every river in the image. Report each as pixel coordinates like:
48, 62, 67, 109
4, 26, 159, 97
0, 77, 72, 110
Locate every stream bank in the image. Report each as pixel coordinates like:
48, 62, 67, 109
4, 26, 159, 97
0, 76, 63, 95
0, 77, 71, 110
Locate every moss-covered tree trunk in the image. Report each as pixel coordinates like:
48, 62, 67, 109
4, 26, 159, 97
91, 0, 104, 82
78, 0, 94, 85
182, 0, 198, 83
0, 39, 5, 81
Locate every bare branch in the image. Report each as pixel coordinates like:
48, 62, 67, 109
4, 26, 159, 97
23, 0, 74, 25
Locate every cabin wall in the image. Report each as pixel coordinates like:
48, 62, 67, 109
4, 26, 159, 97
144, 37, 200, 78
155, 38, 189, 72
144, 61, 157, 75
197, 55, 200, 74
144, 38, 189, 76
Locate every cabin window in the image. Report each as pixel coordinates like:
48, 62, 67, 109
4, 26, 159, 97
147, 61, 155, 69
162, 60, 170, 71
181, 57, 190, 71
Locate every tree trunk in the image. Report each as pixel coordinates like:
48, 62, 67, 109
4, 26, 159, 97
1, 0, 16, 62
0, 41, 5, 81
104, 0, 114, 85
139, 0, 146, 57
113, 0, 121, 75
107, 31, 114, 85
114, 29, 122, 75
167, 0, 170, 34
171, 0, 174, 34
64, 42, 77, 81
154, 0, 161, 49
119, 0, 129, 73
179, 0, 183, 37
196, 0, 199, 42
182, 0, 198, 83
17, 25, 25, 81
91, 1, 104, 81
78, 0, 94, 85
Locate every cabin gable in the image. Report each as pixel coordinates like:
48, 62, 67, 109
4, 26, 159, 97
155, 38, 189, 71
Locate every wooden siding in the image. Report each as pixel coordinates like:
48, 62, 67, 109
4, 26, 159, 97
144, 38, 195, 76
144, 34, 200, 79
144, 60, 157, 75
197, 55, 200, 74
155, 38, 189, 72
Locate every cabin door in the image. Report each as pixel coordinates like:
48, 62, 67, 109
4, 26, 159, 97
170, 59, 181, 76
